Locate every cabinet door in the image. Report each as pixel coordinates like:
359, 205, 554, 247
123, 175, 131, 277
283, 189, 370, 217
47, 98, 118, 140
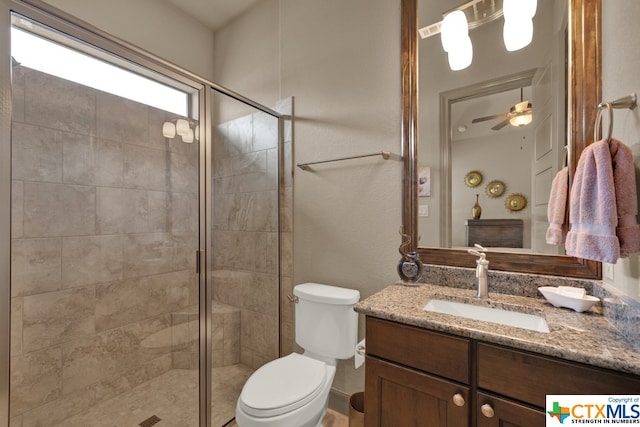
365, 356, 470, 427
476, 392, 545, 427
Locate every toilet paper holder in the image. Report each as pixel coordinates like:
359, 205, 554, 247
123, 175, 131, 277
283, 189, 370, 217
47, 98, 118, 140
355, 341, 366, 356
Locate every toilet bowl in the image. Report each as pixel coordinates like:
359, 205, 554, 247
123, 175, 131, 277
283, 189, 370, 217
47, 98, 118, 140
236, 283, 360, 427
236, 353, 336, 427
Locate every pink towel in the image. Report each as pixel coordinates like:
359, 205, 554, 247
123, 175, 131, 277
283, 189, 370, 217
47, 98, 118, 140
546, 167, 569, 245
610, 139, 640, 257
565, 139, 640, 263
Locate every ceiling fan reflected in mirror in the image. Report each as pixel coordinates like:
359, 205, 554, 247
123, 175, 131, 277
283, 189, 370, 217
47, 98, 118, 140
471, 88, 533, 130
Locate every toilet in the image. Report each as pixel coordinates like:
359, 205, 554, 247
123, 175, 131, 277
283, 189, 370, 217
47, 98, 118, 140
236, 283, 360, 427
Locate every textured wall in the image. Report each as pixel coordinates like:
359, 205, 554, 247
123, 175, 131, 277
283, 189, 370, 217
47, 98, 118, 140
42, 0, 215, 79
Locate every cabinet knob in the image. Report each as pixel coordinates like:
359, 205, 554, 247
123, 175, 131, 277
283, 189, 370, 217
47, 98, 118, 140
481, 403, 495, 418
452, 393, 465, 407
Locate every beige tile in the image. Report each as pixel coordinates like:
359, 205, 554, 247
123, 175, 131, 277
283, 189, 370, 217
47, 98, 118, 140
11, 122, 62, 183
242, 272, 278, 316
22, 287, 95, 353
95, 354, 172, 402
21, 385, 97, 427
10, 346, 62, 415
123, 144, 167, 191
246, 191, 278, 232
280, 231, 293, 277
11, 237, 62, 297
94, 315, 172, 380
96, 187, 149, 234
282, 140, 293, 188
11, 66, 25, 124
62, 235, 123, 288
12, 181, 24, 238
123, 233, 183, 278
9, 414, 22, 427
62, 336, 98, 395
95, 139, 124, 186
149, 192, 198, 233
169, 151, 198, 194
61, 131, 96, 185
95, 270, 190, 332
97, 92, 148, 144
24, 69, 96, 136
23, 182, 95, 237
227, 114, 253, 155
212, 269, 248, 307
232, 151, 267, 175
255, 232, 278, 273
11, 298, 23, 357
280, 186, 293, 232
267, 147, 279, 189
252, 111, 278, 151
241, 310, 278, 363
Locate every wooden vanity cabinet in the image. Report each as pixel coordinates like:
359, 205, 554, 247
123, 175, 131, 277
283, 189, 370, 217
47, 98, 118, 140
365, 317, 471, 426
365, 317, 640, 427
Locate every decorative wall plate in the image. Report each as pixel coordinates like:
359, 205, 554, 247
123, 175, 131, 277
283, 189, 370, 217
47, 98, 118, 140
464, 171, 483, 188
486, 180, 505, 198
505, 193, 527, 211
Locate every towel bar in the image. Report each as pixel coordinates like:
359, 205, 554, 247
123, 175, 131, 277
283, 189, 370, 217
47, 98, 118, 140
594, 92, 637, 142
296, 151, 396, 170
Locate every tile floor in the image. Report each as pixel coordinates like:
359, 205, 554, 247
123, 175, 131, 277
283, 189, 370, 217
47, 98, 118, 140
57, 365, 349, 427
61, 365, 253, 426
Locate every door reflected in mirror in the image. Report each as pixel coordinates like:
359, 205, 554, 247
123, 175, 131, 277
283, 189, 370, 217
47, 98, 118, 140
418, 0, 567, 256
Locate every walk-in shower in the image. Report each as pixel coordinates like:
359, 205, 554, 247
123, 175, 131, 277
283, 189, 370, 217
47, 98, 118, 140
2, 2, 289, 426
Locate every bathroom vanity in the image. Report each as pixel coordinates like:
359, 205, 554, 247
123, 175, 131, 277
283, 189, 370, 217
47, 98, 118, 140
356, 284, 640, 427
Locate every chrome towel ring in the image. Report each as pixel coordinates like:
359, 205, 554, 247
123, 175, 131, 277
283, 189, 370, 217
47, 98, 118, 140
594, 92, 637, 143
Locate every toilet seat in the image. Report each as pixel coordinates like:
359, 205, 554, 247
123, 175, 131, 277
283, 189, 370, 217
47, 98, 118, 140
239, 353, 327, 418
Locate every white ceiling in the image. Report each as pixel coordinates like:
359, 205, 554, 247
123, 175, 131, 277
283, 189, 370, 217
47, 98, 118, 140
451, 86, 533, 142
164, 0, 262, 30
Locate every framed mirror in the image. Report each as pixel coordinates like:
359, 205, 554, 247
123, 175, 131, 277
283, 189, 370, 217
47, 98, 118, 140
401, 0, 602, 279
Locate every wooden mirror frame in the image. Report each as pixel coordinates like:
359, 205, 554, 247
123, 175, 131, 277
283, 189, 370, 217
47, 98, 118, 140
401, 0, 602, 279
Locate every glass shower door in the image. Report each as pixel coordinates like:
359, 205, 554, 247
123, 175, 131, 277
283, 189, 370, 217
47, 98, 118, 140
209, 89, 281, 425
9, 14, 202, 426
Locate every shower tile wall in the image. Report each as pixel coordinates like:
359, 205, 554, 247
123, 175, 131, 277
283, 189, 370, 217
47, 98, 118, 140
10, 66, 199, 426
212, 103, 287, 370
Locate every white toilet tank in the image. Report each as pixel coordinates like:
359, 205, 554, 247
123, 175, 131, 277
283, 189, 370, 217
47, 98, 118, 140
293, 283, 360, 359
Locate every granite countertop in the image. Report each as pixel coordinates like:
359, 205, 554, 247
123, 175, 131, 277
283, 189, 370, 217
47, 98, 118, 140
355, 283, 640, 376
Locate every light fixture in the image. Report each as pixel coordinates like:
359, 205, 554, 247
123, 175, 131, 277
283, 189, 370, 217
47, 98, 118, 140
175, 118, 190, 136
441, 10, 472, 71
162, 118, 198, 143
509, 101, 533, 127
162, 122, 176, 138
182, 128, 194, 144
503, 0, 537, 52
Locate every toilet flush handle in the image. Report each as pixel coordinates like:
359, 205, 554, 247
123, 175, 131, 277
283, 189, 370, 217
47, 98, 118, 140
287, 294, 299, 303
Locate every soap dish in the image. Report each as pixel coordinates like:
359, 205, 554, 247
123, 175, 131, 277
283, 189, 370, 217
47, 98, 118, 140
538, 286, 600, 313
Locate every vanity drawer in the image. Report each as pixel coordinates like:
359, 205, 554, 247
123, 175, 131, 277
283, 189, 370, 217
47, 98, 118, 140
366, 317, 470, 384
478, 343, 640, 408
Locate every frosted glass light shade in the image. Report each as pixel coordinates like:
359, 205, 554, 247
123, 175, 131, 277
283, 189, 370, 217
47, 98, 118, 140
510, 113, 532, 127
162, 122, 176, 138
441, 10, 468, 53
176, 118, 190, 136
447, 36, 473, 71
182, 128, 194, 143
504, 18, 533, 51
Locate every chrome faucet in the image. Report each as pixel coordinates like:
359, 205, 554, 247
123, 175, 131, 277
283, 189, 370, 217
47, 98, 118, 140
468, 244, 489, 299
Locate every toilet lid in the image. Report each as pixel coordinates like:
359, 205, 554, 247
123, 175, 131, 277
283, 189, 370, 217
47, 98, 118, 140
239, 353, 327, 418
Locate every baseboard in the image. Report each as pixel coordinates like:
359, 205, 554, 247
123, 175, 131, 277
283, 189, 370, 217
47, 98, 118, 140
328, 388, 351, 415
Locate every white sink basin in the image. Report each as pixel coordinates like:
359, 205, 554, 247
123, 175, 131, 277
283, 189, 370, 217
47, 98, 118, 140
423, 299, 550, 333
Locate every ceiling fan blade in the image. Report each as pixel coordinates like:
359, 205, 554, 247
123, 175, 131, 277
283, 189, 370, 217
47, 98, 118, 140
471, 112, 508, 123
491, 118, 511, 130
